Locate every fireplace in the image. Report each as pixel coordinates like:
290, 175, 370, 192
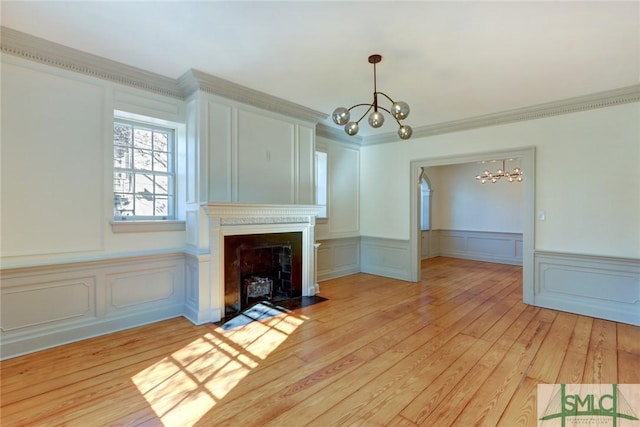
202, 204, 321, 322
224, 232, 302, 316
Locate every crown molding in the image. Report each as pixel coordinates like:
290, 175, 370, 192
177, 69, 327, 123
2, 26, 637, 141
316, 123, 363, 145
0, 26, 327, 123
364, 84, 640, 145
0, 27, 183, 99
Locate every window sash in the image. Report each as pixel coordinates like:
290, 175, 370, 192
113, 118, 176, 220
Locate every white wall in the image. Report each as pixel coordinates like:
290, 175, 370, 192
426, 162, 523, 233
1, 57, 188, 269
0, 54, 327, 357
315, 136, 360, 240
314, 135, 361, 281
361, 103, 640, 259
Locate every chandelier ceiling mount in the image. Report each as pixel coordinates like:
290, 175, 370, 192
332, 54, 413, 140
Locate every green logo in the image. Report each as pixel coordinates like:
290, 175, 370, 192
539, 384, 639, 426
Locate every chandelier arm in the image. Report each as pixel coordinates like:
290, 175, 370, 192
347, 103, 376, 112
349, 103, 404, 127
375, 105, 404, 126
376, 91, 396, 104
353, 104, 374, 124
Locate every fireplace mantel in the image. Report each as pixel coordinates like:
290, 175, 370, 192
202, 203, 321, 219
202, 204, 321, 228
201, 203, 321, 322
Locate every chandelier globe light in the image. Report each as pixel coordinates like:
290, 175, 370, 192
332, 54, 413, 140
476, 160, 523, 184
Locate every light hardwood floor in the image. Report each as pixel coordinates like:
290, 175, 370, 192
2, 257, 639, 426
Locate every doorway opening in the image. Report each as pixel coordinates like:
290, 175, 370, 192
409, 148, 535, 304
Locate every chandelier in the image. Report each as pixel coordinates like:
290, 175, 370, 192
476, 160, 523, 184
332, 54, 413, 140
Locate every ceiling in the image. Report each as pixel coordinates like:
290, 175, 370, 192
2, 1, 639, 136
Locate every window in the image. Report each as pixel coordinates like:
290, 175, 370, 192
113, 119, 175, 220
315, 151, 328, 218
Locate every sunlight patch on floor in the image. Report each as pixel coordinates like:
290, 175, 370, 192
131, 308, 305, 426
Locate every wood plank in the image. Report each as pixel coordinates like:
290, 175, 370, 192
450, 311, 554, 426
416, 310, 551, 425
556, 350, 587, 384
305, 334, 477, 426
618, 350, 640, 383
497, 376, 539, 427
582, 318, 618, 383
527, 312, 577, 383
1, 257, 637, 427
617, 322, 640, 353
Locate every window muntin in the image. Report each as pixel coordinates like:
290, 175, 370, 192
113, 119, 175, 220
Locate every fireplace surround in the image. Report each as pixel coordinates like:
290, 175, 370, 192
202, 203, 321, 322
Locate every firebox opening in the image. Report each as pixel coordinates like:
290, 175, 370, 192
224, 232, 302, 317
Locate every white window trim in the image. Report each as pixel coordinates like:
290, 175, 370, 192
110, 219, 185, 233
113, 110, 180, 223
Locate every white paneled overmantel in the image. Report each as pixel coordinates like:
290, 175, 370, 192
181, 88, 322, 252
188, 204, 322, 324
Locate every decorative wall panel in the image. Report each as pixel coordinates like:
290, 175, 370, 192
0, 253, 185, 359
534, 251, 640, 326
108, 268, 177, 310
436, 230, 523, 265
360, 236, 412, 281
1, 278, 94, 331
317, 238, 360, 281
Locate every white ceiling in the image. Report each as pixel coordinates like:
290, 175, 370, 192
2, 1, 639, 135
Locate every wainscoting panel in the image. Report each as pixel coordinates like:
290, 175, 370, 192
436, 230, 523, 266
0, 252, 185, 359
107, 266, 179, 312
317, 237, 360, 282
1, 278, 95, 332
534, 251, 640, 326
360, 236, 412, 281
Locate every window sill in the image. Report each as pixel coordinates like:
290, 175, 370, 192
110, 220, 186, 233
